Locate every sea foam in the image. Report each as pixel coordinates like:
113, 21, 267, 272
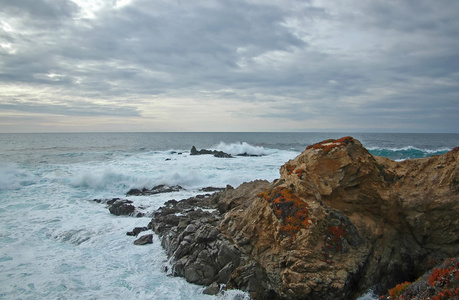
215, 142, 267, 156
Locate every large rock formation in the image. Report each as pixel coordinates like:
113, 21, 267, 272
149, 137, 459, 299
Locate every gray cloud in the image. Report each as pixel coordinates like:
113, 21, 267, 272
0, 99, 140, 117
0, 0, 458, 132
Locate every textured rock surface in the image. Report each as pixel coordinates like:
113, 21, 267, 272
150, 137, 459, 299
190, 146, 233, 158
380, 257, 459, 299
134, 234, 153, 245
126, 184, 184, 196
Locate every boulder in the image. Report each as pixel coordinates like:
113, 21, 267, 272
127, 227, 148, 236
126, 185, 184, 196
134, 234, 153, 245
149, 137, 459, 299
107, 199, 137, 216
190, 146, 233, 158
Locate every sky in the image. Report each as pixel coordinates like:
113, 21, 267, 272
0, 0, 458, 133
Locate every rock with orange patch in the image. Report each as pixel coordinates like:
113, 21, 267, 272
150, 137, 459, 300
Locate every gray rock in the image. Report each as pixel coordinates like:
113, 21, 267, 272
203, 282, 220, 295
108, 199, 136, 216
127, 227, 148, 236
134, 234, 153, 245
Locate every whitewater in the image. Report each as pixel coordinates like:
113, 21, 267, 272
1, 132, 458, 299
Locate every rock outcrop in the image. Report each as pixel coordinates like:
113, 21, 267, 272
93, 198, 145, 217
126, 184, 184, 196
134, 233, 153, 245
380, 257, 459, 299
149, 137, 459, 299
190, 146, 233, 158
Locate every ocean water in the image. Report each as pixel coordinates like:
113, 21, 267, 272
1, 132, 458, 299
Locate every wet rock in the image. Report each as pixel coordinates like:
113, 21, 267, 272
190, 146, 233, 158
127, 227, 148, 236
107, 199, 137, 216
126, 184, 184, 196
200, 187, 226, 192
203, 282, 220, 295
134, 234, 153, 245
92, 198, 144, 217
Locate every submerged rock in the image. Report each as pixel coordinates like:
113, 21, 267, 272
149, 137, 459, 299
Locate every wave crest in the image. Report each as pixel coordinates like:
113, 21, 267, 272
0, 163, 36, 190
215, 142, 267, 156
368, 146, 450, 160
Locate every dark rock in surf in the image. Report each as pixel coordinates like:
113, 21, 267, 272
149, 182, 276, 299
200, 187, 226, 193
236, 152, 263, 157
190, 146, 233, 158
127, 227, 148, 236
107, 199, 137, 216
126, 184, 184, 196
134, 234, 153, 245
92, 198, 144, 217
203, 282, 221, 295
106, 199, 144, 217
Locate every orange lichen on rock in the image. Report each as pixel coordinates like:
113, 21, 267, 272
257, 186, 311, 239
428, 259, 459, 287
322, 224, 349, 263
285, 164, 295, 175
428, 260, 459, 300
294, 169, 306, 179
381, 258, 459, 300
388, 281, 411, 298
306, 136, 354, 155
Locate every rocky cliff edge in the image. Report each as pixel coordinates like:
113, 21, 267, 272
149, 137, 459, 299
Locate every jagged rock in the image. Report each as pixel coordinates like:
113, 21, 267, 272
200, 186, 226, 192
126, 184, 184, 196
134, 234, 153, 245
203, 282, 220, 295
127, 227, 148, 236
107, 199, 137, 216
236, 152, 263, 157
149, 137, 459, 299
380, 257, 459, 299
190, 146, 233, 158
92, 198, 145, 217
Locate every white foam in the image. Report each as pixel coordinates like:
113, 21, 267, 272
0, 146, 298, 299
215, 141, 268, 156
0, 162, 37, 190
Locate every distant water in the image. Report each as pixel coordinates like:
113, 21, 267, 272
1, 132, 458, 299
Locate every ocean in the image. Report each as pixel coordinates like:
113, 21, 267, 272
1, 132, 458, 299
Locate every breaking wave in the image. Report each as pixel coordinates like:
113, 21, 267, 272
215, 142, 268, 156
0, 163, 37, 190
368, 146, 451, 161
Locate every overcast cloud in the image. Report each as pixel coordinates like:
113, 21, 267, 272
1, 0, 458, 132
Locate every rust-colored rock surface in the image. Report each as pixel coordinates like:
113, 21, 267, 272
150, 137, 459, 299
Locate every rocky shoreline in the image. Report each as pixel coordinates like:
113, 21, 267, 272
99, 137, 459, 299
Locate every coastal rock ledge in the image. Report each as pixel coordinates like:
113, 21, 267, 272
148, 137, 459, 299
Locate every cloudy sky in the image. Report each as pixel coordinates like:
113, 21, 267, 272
1, 0, 458, 132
